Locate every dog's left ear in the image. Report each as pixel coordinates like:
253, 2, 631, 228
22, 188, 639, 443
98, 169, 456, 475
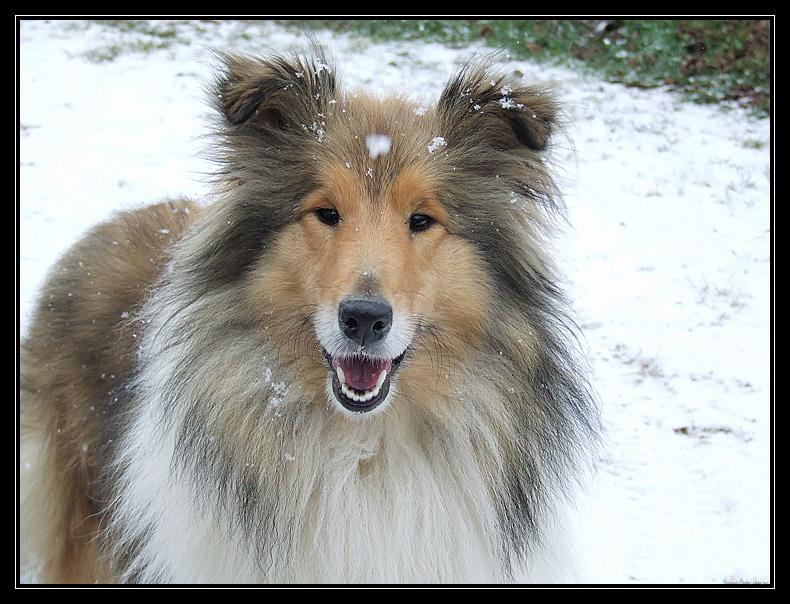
437, 60, 557, 153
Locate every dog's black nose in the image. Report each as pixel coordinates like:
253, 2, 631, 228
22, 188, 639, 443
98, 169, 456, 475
338, 298, 392, 347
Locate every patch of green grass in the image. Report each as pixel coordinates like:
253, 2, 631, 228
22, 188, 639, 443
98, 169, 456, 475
281, 19, 772, 115
77, 20, 191, 63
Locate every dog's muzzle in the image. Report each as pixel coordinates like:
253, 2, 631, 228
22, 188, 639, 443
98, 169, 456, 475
321, 297, 408, 413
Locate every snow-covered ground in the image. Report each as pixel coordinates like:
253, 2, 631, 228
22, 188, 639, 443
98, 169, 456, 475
17, 20, 773, 585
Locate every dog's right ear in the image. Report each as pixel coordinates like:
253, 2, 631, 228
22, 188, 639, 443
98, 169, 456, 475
215, 49, 337, 133
437, 59, 557, 154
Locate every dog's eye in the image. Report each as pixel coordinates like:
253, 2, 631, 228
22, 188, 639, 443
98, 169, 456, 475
409, 213, 434, 233
315, 208, 340, 227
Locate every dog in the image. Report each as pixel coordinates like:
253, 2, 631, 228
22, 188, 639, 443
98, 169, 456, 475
19, 46, 599, 584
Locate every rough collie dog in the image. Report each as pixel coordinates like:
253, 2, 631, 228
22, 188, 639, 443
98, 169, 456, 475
19, 47, 599, 584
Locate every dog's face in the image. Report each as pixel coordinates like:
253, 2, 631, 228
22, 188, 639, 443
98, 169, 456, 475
303, 160, 445, 414
304, 156, 492, 415
247, 133, 489, 417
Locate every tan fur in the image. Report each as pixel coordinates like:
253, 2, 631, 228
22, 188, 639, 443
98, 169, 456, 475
20, 200, 198, 583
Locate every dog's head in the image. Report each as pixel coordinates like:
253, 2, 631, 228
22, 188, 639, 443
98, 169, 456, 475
198, 47, 558, 417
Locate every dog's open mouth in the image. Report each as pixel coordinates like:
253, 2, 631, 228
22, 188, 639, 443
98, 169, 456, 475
323, 350, 406, 413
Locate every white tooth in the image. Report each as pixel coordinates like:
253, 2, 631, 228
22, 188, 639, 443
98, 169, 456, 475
338, 370, 388, 404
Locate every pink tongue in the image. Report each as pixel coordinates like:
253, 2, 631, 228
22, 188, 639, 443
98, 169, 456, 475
332, 357, 392, 391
